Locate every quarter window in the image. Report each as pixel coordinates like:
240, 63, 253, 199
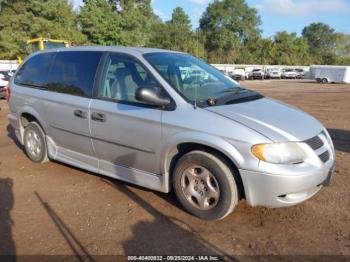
99, 54, 161, 104
14, 53, 54, 87
46, 51, 102, 97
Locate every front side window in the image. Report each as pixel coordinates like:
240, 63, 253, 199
98, 54, 162, 104
46, 51, 102, 97
14, 53, 54, 87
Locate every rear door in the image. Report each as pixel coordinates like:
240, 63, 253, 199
44, 51, 102, 170
90, 53, 164, 175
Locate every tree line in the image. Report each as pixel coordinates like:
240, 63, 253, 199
0, 0, 349, 65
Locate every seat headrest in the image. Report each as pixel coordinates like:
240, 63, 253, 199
116, 67, 132, 78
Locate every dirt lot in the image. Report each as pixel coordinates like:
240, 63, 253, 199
0, 80, 349, 257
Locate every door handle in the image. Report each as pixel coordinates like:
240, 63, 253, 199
91, 112, 106, 122
73, 109, 87, 119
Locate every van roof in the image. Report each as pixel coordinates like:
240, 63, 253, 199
38, 46, 183, 55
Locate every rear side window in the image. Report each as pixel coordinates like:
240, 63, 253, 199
46, 51, 102, 97
15, 53, 54, 87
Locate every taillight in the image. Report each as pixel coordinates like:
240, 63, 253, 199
5, 85, 11, 102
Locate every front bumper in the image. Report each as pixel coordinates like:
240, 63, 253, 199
233, 75, 244, 80
239, 160, 335, 207
253, 74, 264, 78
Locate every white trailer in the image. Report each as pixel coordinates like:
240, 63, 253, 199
310, 65, 350, 84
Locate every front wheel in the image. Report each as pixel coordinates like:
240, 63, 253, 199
173, 151, 239, 220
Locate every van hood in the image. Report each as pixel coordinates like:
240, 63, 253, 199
205, 97, 323, 142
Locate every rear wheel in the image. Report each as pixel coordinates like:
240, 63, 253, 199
23, 122, 49, 163
173, 151, 238, 220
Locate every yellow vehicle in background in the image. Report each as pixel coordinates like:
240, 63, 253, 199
27, 38, 70, 52
18, 38, 70, 64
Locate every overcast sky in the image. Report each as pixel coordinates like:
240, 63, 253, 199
71, 0, 350, 37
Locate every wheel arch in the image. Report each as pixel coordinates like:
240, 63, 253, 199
161, 133, 246, 198
19, 107, 45, 128
18, 107, 46, 142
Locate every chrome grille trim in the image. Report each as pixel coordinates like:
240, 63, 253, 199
304, 132, 331, 163
304, 135, 324, 150
318, 150, 330, 163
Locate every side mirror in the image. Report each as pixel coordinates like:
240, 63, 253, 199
135, 87, 171, 107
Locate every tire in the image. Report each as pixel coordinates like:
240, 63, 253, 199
23, 122, 49, 163
321, 78, 328, 84
173, 150, 239, 220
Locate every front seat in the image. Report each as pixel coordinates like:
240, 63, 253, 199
111, 67, 138, 102
167, 64, 183, 92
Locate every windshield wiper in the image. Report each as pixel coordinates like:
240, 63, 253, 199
210, 89, 264, 106
225, 92, 263, 105
218, 87, 242, 94
199, 87, 247, 107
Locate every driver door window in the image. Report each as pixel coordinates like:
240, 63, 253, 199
99, 54, 161, 105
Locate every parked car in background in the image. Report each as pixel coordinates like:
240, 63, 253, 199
219, 70, 227, 75
0, 70, 11, 99
295, 69, 305, 79
8, 47, 335, 220
232, 68, 245, 81
8, 69, 16, 76
251, 68, 265, 80
245, 70, 252, 80
266, 68, 281, 79
282, 69, 298, 79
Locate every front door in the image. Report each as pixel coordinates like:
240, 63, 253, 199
90, 53, 164, 176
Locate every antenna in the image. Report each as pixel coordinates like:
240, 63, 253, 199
194, 83, 198, 109
194, 28, 199, 109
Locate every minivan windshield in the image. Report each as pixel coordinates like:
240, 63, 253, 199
144, 52, 261, 106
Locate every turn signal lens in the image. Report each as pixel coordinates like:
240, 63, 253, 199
251, 144, 266, 161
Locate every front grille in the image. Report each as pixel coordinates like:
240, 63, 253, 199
319, 150, 330, 163
304, 135, 324, 150
304, 133, 331, 163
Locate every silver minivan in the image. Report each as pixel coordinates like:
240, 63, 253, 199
8, 47, 335, 220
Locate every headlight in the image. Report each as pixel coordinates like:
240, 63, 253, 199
251, 142, 307, 164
